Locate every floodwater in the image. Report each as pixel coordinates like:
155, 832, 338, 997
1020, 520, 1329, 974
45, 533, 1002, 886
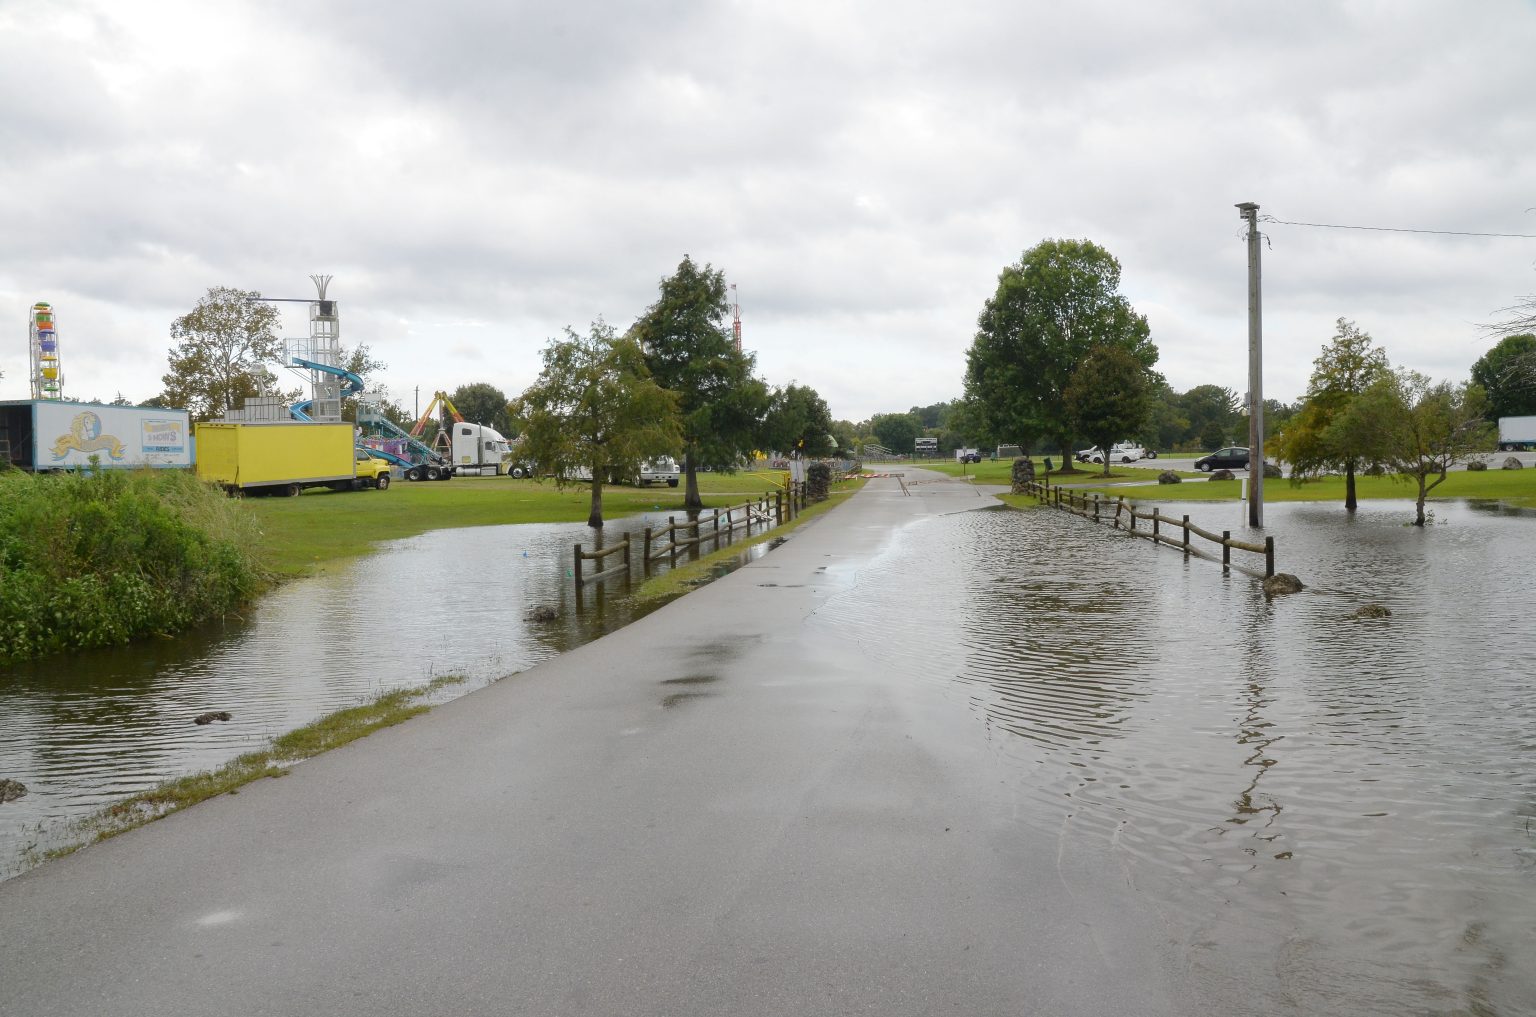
814, 497, 1536, 1015
0, 510, 767, 876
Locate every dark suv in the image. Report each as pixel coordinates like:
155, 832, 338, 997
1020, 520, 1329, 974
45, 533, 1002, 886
1194, 447, 1250, 472
958, 451, 982, 464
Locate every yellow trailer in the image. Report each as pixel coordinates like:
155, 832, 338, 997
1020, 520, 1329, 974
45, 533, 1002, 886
194, 421, 389, 496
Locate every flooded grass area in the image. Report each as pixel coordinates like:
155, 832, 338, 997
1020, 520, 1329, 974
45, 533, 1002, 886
814, 498, 1536, 1014
0, 510, 764, 876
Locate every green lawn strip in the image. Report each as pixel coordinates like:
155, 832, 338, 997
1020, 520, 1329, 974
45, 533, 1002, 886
32, 678, 470, 864
896, 460, 1197, 484
246, 471, 787, 575
1006, 468, 1536, 506
632, 481, 865, 603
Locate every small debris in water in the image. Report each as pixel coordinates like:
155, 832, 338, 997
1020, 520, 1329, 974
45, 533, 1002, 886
193, 711, 232, 725
525, 605, 559, 623
0, 779, 27, 804
1350, 604, 1392, 619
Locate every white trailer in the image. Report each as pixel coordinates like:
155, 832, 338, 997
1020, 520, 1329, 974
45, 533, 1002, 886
0, 400, 192, 472
1496, 416, 1536, 451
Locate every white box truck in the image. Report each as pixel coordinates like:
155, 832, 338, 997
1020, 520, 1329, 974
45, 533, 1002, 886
0, 400, 192, 472
1497, 416, 1536, 451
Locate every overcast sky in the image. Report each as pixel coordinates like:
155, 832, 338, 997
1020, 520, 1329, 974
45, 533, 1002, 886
3, 0, 1534, 423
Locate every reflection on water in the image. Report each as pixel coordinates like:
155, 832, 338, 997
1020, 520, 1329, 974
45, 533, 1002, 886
815, 500, 1536, 1015
0, 511, 761, 875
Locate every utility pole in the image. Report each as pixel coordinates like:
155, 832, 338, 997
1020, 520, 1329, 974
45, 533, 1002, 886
1236, 201, 1263, 528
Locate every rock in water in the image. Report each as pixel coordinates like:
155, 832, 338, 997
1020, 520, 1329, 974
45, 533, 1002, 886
193, 711, 232, 725
1350, 603, 1392, 619
0, 778, 29, 803
525, 605, 558, 623
1263, 573, 1304, 596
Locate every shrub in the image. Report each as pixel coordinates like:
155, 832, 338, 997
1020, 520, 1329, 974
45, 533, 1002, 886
0, 470, 267, 664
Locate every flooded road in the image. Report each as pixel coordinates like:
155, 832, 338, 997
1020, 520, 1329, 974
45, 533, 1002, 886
816, 498, 1536, 1014
0, 512, 747, 874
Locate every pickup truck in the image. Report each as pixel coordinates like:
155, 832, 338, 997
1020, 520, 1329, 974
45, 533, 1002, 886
1076, 442, 1153, 464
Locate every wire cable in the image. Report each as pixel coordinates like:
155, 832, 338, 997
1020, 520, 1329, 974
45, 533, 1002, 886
1261, 216, 1536, 240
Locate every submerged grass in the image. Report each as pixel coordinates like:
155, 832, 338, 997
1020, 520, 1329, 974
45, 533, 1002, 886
632, 480, 865, 602
32, 677, 466, 864
1045, 468, 1536, 506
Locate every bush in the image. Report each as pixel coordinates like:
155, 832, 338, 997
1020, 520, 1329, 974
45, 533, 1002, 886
0, 470, 267, 664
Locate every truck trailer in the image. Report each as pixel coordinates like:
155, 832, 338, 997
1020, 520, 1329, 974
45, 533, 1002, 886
194, 421, 390, 496
0, 400, 192, 472
1497, 416, 1536, 451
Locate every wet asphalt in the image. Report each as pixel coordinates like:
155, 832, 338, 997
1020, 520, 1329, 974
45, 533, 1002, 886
0, 471, 1186, 1017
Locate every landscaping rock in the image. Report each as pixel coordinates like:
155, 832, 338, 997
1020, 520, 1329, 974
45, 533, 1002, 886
1209, 469, 1235, 481
807, 461, 832, 502
1263, 462, 1283, 478
1466, 459, 1488, 471
193, 711, 232, 725
1350, 603, 1392, 619
0, 778, 27, 804
1262, 573, 1304, 596
1503, 456, 1524, 470
1010, 457, 1036, 494
1157, 471, 1181, 485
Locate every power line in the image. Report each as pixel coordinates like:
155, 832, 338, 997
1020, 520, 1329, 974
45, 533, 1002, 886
1261, 216, 1536, 240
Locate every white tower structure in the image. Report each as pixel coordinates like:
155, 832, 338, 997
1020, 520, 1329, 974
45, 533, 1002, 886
286, 274, 343, 422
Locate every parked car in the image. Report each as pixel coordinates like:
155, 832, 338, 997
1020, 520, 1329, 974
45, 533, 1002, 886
1194, 446, 1251, 472
1076, 442, 1145, 464
957, 451, 982, 464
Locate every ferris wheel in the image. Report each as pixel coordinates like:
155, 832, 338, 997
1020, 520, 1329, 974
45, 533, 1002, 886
29, 301, 62, 400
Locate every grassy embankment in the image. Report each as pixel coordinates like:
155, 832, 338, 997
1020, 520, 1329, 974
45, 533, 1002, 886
246, 470, 790, 575
882, 457, 1536, 509
31, 675, 470, 863
0, 469, 266, 664
631, 477, 867, 602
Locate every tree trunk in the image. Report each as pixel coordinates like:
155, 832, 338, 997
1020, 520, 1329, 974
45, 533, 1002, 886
1414, 473, 1427, 526
683, 449, 702, 511
1344, 462, 1358, 512
588, 475, 604, 529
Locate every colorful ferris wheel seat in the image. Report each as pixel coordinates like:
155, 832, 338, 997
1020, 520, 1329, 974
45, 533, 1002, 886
40, 338, 57, 352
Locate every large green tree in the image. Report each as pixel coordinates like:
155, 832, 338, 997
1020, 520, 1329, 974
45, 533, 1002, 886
1339, 371, 1491, 526
162, 286, 285, 420
762, 384, 834, 458
1469, 333, 1536, 421
631, 255, 770, 510
869, 412, 922, 455
510, 322, 682, 528
1272, 318, 1389, 511
450, 382, 514, 436
1064, 345, 1153, 477
963, 238, 1155, 470
1178, 384, 1241, 450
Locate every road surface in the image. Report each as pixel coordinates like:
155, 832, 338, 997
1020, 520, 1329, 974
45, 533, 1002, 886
0, 472, 1186, 1017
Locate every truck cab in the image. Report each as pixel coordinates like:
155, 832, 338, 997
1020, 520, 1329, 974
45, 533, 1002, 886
638, 456, 680, 487
450, 423, 514, 476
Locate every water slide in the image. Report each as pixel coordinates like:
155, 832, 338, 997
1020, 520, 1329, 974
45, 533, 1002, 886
287, 357, 365, 421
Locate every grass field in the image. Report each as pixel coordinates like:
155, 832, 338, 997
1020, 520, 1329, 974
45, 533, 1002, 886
246, 470, 790, 575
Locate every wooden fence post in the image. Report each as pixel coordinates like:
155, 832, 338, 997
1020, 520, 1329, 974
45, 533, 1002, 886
1222, 530, 1231, 571
624, 532, 632, 574
1182, 515, 1190, 556
1265, 536, 1275, 578
1093, 494, 1100, 523
573, 543, 583, 586
1128, 500, 1136, 533
643, 526, 652, 566
1152, 508, 1160, 538
669, 516, 678, 565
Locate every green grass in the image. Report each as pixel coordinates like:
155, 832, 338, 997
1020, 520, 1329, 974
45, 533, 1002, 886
32, 678, 467, 864
1000, 467, 1536, 507
245, 470, 789, 575
632, 480, 866, 602
903, 459, 1198, 485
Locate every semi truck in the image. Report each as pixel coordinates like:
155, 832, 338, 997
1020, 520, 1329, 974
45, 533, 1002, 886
446, 422, 515, 476
194, 421, 391, 496
1497, 416, 1536, 451
0, 400, 192, 472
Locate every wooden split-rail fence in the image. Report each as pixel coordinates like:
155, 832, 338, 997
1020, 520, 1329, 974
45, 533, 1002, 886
1019, 477, 1277, 578
572, 482, 811, 587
